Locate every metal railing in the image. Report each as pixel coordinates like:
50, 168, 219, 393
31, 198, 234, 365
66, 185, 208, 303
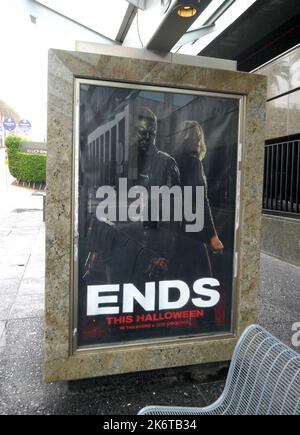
263, 135, 300, 217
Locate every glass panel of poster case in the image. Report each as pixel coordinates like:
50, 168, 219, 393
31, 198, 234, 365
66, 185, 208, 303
74, 79, 241, 349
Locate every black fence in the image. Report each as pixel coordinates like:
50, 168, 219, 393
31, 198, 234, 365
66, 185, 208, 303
263, 134, 300, 217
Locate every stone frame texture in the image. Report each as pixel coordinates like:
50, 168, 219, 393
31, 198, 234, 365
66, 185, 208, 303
45, 49, 267, 382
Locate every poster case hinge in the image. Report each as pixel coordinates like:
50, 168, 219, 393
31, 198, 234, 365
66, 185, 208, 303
238, 142, 243, 165
72, 328, 78, 348
234, 252, 239, 278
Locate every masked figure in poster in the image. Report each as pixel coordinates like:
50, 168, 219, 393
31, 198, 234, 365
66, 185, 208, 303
83, 107, 180, 286
172, 120, 224, 283
134, 106, 181, 280
136, 107, 180, 194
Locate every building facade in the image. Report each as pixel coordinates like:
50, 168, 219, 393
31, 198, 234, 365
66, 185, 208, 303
256, 45, 300, 266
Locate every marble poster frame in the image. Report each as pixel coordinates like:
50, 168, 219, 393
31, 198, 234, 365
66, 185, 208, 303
45, 48, 266, 382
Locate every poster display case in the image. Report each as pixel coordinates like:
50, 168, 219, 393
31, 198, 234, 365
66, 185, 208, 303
45, 49, 266, 382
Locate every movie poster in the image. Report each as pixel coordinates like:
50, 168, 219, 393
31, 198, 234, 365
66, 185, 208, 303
76, 80, 240, 348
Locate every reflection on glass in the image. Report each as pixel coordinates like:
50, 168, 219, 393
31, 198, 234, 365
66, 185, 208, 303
77, 82, 240, 347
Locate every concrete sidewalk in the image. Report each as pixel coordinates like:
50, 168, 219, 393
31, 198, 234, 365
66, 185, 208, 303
0, 181, 299, 414
0, 147, 44, 329
0, 148, 43, 224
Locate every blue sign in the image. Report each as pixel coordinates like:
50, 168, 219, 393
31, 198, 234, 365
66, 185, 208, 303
3, 117, 16, 131
18, 119, 31, 132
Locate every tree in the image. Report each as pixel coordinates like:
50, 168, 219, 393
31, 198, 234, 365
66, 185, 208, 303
0, 99, 20, 122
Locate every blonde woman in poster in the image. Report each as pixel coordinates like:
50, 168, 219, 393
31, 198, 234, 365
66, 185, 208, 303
173, 120, 224, 283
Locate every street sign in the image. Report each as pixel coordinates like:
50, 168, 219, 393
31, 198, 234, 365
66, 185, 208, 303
3, 118, 16, 131
18, 119, 31, 133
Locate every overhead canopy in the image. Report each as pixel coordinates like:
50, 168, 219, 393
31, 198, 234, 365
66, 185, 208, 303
34, 0, 130, 40
34, 0, 300, 71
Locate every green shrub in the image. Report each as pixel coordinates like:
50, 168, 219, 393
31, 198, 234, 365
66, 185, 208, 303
16, 153, 46, 183
6, 135, 22, 178
5, 134, 22, 152
5, 135, 46, 183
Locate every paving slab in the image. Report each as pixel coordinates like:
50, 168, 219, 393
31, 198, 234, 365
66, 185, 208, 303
0, 278, 21, 296
0, 255, 30, 266
18, 280, 45, 296
10, 294, 44, 320
22, 265, 45, 280
0, 263, 26, 279
0, 295, 16, 321
0, 321, 5, 342
0, 320, 43, 364
257, 300, 300, 325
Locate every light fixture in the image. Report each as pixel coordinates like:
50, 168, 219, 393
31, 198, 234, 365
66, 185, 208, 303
177, 6, 197, 17
174, 1, 202, 18
147, 0, 213, 51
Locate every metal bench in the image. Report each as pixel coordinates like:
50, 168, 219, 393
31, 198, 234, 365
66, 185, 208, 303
138, 325, 300, 415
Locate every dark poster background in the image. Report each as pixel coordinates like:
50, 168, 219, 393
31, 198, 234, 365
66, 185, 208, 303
77, 82, 240, 347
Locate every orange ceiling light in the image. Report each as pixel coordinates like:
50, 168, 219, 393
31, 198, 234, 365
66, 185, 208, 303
175, 1, 202, 18
177, 5, 198, 17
